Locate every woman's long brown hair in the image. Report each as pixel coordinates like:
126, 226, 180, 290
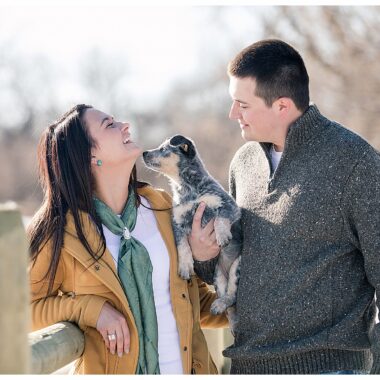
27, 104, 147, 295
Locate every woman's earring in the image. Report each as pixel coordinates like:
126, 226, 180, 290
96, 159, 102, 167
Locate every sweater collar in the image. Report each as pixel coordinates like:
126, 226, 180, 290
260, 104, 329, 155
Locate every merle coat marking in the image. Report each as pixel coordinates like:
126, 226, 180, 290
142, 135, 242, 334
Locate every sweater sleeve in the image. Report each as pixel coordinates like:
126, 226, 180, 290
193, 256, 219, 285
340, 148, 380, 374
29, 244, 108, 332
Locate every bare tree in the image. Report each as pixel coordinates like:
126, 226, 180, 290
260, 6, 380, 147
0, 44, 59, 214
2, 6, 379, 215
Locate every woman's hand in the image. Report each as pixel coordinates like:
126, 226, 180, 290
188, 202, 221, 261
96, 301, 130, 357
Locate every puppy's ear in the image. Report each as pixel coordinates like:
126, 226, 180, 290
169, 135, 188, 146
180, 143, 190, 153
169, 135, 196, 159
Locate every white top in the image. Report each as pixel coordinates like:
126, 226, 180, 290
270, 144, 283, 173
102, 196, 184, 374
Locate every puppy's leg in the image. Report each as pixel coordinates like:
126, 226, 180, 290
214, 217, 232, 247
177, 237, 195, 280
210, 259, 229, 315
217, 257, 241, 335
210, 239, 240, 314
224, 255, 241, 307
210, 255, 240, 314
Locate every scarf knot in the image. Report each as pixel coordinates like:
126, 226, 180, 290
123, 226, 131, 240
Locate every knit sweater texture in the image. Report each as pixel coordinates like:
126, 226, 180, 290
194, 105, 380, 374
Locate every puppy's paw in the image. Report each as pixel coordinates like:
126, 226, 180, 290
210, 298, 228, 315
178, 259, 195, 280
216, 230, 232, 247
214, 218, 232, 247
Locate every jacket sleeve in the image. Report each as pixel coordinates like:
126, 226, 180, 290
29, 244, 108, 332
340, 148, 380, 374
196, 278, 229, 329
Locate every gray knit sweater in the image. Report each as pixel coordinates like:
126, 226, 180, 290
194, 105, 380, 374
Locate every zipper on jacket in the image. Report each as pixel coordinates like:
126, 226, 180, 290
261, 143, 286, 193
262, 145, 275, 192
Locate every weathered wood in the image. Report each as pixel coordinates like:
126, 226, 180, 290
0, 202, 30, 373
29, 322, 84, 374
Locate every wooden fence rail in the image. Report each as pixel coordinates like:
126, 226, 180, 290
29, 322, 84, 374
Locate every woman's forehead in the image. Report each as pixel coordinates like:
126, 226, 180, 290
84, 108, 110, 125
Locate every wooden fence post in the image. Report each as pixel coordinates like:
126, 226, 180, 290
0, 202, 30, 373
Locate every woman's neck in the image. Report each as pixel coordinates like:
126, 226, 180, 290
93, 165, 133, 215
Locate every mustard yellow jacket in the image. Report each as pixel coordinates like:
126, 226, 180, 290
29, 186, 228, 374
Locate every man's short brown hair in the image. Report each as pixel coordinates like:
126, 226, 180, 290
228, 39, 310, 112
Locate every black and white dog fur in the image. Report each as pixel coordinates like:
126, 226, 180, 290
143, 135, 241, 333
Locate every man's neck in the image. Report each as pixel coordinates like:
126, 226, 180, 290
272, 144, 283, 153
272, 108, 303, 152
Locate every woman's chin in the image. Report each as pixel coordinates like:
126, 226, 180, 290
123, 141, 141, 153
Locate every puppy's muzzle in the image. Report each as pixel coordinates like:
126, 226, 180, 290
142, 151, 161, 168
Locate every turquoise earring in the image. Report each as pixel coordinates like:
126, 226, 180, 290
96, 159, 102, 166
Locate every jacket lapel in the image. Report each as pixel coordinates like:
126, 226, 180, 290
64, 211, 130, 307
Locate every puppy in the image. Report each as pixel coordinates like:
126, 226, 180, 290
143, 135, 241, 333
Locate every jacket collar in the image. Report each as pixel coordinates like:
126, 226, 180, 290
64, 185, 171, 242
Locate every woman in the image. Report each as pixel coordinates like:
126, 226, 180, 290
28, 104, 227, 374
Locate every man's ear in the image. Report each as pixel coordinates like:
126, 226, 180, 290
276, 97, 292, 113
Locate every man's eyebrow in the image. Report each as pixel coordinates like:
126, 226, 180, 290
235, 99, 248, 104
100, 116, 113, 127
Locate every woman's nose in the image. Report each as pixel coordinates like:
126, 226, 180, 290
120, 122, 130, 131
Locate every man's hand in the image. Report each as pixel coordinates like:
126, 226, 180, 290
188, 202, 221, 261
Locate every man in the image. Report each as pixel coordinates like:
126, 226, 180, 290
188, 39, 380, 374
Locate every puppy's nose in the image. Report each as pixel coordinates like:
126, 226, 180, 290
142, 151, 148, 159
